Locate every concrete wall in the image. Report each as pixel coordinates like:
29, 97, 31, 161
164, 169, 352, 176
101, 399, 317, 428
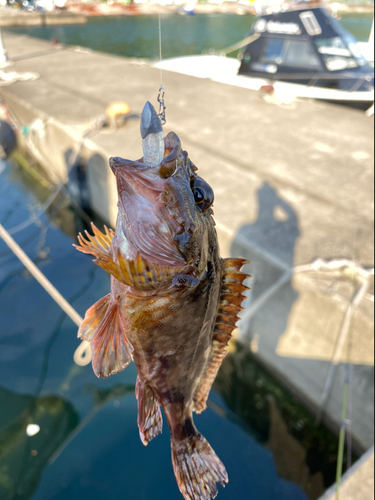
319, 448, 374, 500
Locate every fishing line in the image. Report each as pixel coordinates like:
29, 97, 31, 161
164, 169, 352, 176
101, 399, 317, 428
157, 12, 166, 125
158, 13, 163, 86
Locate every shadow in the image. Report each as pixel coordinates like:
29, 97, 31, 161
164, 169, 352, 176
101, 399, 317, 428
224, 184, 335, 497
231, 181, 300, 348
65, 151, 117, 231
65, 148, 91, 213
233, 181, 300, 268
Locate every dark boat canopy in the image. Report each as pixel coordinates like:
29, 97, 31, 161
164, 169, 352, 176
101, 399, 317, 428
250, 7, 349, 40
238, 7, 374, 94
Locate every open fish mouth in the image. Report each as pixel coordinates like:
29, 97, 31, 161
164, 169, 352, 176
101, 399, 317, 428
109, 131, 183, 183
109, 101, 182, 183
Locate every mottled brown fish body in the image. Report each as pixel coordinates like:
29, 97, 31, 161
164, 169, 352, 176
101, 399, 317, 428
125, 256, 220, 402
74, 130, 250, 500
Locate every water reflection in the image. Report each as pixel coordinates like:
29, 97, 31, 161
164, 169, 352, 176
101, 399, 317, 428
213, 345, 348, 500
48, 384, 135, 466
0, 386, 79, 500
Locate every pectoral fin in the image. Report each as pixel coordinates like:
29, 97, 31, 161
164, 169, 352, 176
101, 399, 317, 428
78, 296, 133, 379
75, 224, 198, 291
136, 377, 163, 446
194, 258, 251, 413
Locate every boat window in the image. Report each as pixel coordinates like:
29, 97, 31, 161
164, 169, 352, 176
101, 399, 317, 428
315, 37, 359, 71
262, 39, 320, 68
300, 11, 322, 36
283, 40, 321, 67
262, 39, 285, 63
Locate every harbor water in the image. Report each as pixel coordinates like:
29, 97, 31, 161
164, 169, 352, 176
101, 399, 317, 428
7, 13, 374, 60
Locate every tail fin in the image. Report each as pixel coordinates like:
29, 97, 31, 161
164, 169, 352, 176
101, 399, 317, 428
171, 433, 228, 500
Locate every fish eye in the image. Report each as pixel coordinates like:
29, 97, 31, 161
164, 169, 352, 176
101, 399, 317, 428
191, 176, 214, 212
192, 187, 206, 205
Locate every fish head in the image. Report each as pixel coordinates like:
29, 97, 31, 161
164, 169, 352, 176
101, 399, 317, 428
109, 131, 216, 277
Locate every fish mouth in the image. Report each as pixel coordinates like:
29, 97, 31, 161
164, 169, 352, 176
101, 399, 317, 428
109, 131, 183, 182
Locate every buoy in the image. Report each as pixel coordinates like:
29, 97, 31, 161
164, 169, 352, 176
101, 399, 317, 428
0, 120, 16, 160
259, 84, 275, 95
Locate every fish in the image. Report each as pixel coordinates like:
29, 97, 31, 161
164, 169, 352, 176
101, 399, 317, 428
74, 101, 251, 500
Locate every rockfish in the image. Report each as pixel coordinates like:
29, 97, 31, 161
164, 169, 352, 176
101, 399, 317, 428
74, 102, 250, 500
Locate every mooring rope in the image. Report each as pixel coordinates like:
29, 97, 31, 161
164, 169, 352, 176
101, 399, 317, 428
0, 223, 92, 366
217, 32, 261, 56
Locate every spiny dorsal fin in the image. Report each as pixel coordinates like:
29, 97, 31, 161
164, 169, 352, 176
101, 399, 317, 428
74, 224, 197, 291
194, 258, 251, 413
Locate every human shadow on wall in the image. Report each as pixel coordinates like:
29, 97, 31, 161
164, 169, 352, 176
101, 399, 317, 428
224, 183, 333, 499
230, 181, 300, 353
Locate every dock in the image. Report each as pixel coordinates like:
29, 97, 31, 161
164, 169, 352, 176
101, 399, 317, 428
0, 30, 373, 498
0, 7, 86, 27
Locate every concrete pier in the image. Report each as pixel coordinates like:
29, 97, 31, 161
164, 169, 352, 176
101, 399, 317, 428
319, 447, 374, 500
0, 30, 373, 493
0, 7, 86, 27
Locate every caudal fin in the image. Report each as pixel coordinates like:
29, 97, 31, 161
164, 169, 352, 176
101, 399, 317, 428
171, 433, 228, 500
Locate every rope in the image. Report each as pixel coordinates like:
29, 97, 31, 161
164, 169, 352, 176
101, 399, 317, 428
217, 32, 260, 56
240, 258, 374, 329
316, 276, 372, 424
0, 223, 92, 366
0, 70, 39, 86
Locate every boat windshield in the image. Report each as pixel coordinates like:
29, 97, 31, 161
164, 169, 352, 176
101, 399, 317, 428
262, 39, 321, 68
314, 36, 365, 71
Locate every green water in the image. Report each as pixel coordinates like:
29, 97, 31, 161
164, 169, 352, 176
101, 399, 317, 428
8, 13, 374, 60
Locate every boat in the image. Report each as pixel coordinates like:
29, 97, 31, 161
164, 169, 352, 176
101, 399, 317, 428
156, 5, 374, 110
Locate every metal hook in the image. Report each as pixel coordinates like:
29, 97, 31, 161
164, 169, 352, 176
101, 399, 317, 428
157, 86, 166, 126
